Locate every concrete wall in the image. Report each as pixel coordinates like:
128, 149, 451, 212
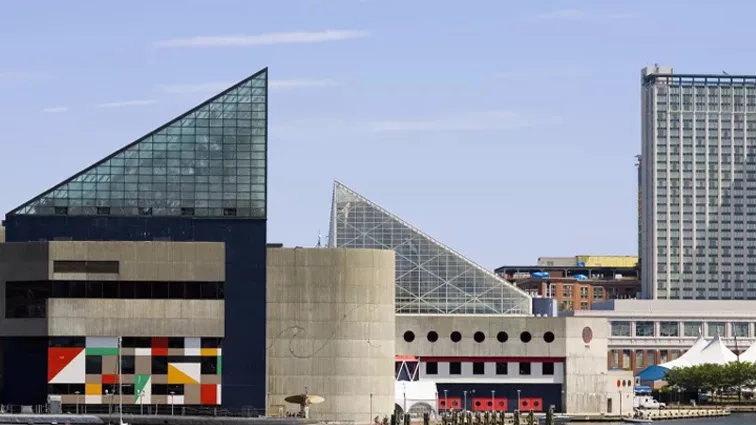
605, 370, 634, 416
47, 299, 224, 336
0, 241, 225, 337
562, 317, 610, 415
266, 247, 396, 423
395, 315, 616, 415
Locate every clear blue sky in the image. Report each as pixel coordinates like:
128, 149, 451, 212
1, 0, 754, 269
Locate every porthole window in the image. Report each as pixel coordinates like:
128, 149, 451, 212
543, 331, 555, 343
520, 331, 532, 343
403, 331, 415, 343
427, 331, 439, 342
497, 331, 509, 343
474, 331, 486, 343
450, 331, 462, 343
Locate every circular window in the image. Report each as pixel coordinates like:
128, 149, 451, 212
403, 331, 415, 342
450, 331, 462, 343
520, 331, 532, 343
582, 326, 594, 344
534, 400, 540, 408
475, 401, 481, 407
452, 401, 459, 407
543, 331, 555, 343
496, 331, 509, 343
427, 331, 439, 342
474, 331, 486, 343
522, 400, 529, 407
487, 401, 492, 407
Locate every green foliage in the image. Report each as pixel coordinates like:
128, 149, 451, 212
664, 361, 756, 394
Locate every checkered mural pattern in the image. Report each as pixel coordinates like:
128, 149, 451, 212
48, 337, 222, 405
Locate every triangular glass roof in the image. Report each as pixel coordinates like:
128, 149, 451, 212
9, 68, 268, 219
328, 181, 532, 315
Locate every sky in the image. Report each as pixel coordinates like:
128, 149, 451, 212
3, 0, 756, 269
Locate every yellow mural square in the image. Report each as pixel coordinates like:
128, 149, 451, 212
200, 348, 217, 356
85, 383, 102, 395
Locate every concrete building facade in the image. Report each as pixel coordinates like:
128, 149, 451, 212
394, 315, 633, 415
266, 247, 396, 422
568, 299, 756, 374
0, 241, 225, 407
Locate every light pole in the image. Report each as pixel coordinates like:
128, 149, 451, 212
403, 382, 407, 414
463, 391, 467, 412
74, 391, 80, 414
138, 389, 144, 415
491, 390, 495, 412
516, 389, 521, 412
369, 392, 373, 424
170, 392, 175, 416
444, 390, 448, 412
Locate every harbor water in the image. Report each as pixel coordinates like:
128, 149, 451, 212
579, 412, 756, 425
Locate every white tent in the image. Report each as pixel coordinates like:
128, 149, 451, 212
659, 333, 709, 369
695, 333, 738, 365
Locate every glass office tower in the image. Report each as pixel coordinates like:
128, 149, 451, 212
3, 69, 268, 409
640, 65, 756, 299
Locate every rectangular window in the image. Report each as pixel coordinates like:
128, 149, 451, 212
660, 322, 679, 337
519, 362, 531, 375
542, 362, 555, 375
646, 350, 656, 366
472, 362, 485, 375
579, 287, 589, 299
708, 322, 726, 337
635, 321, 654, 337
610, 350, 619, 369
683, 322, 702, 337
622, 350, 631, 370
635, 350, 644, 368
449, 362, 461, 375
611, 321, 631, 337
495, 362, 508, 375
53, 261, 119, 274
425, 362, 438, 375
733, 322, 750, 338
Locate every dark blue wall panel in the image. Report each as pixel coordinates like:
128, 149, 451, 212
4, 215, 266, 410
2, 337, 48, 405
434, 383, 563, 413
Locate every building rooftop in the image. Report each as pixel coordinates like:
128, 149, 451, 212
8, 68, 268, 219
567, 299, 756, 318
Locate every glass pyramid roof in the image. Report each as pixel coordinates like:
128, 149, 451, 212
328, 181, 532, 315
9, 68, 268, 219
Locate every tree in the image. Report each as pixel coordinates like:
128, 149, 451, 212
664, 361, 756, 400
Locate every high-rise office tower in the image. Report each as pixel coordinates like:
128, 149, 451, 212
640, 65, 756, 299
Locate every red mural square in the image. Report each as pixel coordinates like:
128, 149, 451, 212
151, 337, 168, 356
519, 397, 543, 412
200, 384, 217, 405
437, 397, 461, 411
48, 347, 84, 382
102, 374, 119, 384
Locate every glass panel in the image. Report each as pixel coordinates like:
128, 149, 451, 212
646, 350, 656, 365
635, 350, 644, 368
733, 322, 750, 338
635, 321, 654, 337
683, 321, 703, 337
328, 182, 530, 315
622, 350, 631, 370
9, 69, 267, 219
708, 322, 726, 337
660, 321, 679, 337
611, 321, 631, 337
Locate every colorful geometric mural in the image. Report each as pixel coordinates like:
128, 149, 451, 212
47, 337, 222, 405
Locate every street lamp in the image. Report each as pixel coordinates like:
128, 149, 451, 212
516, 389, 521, 412
463, 391, 467, 412
74, 391, 80, 414
170, 391, 175, 416
370, 392, 373, 424
443, 390, 448, 412
491, 390, 495, 412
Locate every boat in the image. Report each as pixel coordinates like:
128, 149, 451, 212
622, 418, 653, 424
